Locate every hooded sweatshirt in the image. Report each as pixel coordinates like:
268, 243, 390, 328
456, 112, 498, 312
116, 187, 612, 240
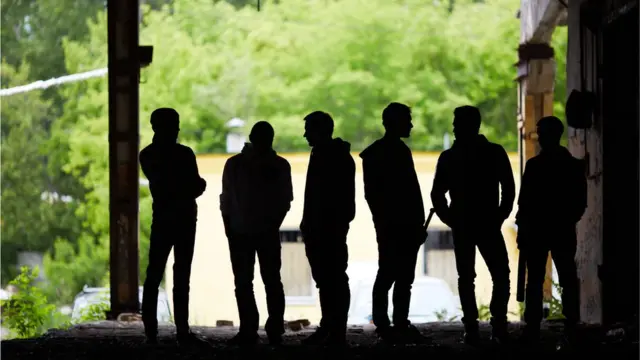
431, 134, 515, 227
140, 141, 206, 219
359, 136, 425, 231
301, 138, 356, 237
516, 146, 586, 231
220, 143, 293, 235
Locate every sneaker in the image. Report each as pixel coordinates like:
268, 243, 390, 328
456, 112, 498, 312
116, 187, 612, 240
302, 327, 330, 345
395, 324, 426, 345
227, 332, 259, 346
463, 330, 481, 346
324, 332, 348, 348
519, 326, 540, 346
375, 326, 397, 344
177, 331, 210, 347
145, 335, 158, 345
491, 324, 510, 345
267, 333, 283, 346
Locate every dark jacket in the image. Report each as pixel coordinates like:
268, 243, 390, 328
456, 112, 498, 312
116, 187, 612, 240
220, 143, 293, 235
301, 138, 356, 237
516, 146, 587, 236
360, 136, 425, 232
431, 134, 515, 228
139, 142, 206, 219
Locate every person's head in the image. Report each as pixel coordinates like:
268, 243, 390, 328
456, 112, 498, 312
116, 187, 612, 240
249, 121, 275, 152
303, 111, 334, 147
382, 102, 413, 138
151, 108, 180, 144
537, 116, 564, 150
452, 105, 481, 142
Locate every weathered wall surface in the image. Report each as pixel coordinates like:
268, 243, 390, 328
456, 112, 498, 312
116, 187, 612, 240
565, 0, 604, 324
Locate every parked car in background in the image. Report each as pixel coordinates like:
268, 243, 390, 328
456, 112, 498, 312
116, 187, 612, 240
71, 286, 172, 323
347, 276, 462, 325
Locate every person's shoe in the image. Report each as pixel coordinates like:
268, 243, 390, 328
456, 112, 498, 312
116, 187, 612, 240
519, 325, 540, 346
490, 324, 510, 345
145, 335, 158, 345
302, 327, 330, 345
267, 333, 283, 346
177, 331, 210, 347
395, 324, 426, 345
227, 332, 259, 346
323, 332, 348, 348
556, 327, 578, 351
375, 326, 397, 344
462, 325, 481, 346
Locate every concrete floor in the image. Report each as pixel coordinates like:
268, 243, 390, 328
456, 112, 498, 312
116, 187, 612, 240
1, 321, 637, 360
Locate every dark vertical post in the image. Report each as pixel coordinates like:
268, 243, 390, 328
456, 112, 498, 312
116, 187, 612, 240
107, 0, 140, 318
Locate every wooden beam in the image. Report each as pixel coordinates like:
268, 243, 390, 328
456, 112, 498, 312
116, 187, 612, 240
107, 0, 141, 318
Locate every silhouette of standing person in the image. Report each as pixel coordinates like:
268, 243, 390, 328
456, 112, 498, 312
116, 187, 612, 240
431, 105, 515, 345
139, 108, 208, 346
360, 103, 426, 344
299, 111, 355, 347
516, 116, 585, 348
220, 121, 292, 346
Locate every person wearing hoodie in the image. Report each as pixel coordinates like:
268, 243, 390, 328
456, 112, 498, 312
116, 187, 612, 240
360, 102, 426, 345
299, 111, 355, 346
430, 105, 515, 345
516, 116, 586, 348
139, 108, 208, 346
220, 121, 293, 346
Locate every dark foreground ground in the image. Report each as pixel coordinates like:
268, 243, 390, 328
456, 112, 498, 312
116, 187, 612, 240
2, 321, 638, 360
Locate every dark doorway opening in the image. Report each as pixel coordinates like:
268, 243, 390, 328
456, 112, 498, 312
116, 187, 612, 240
600, 1, 639, 325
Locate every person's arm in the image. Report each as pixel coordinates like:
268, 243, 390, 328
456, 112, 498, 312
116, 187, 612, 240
497, 146, 516, 220
515, 160, 535, 250
220, 159, 232, 236
430, 153, 451, 226
185, 147, 206, 199
515, 159, 534, 228
344, 155, 356, 223
362, 157, 383, 220
274, 160, 293, 228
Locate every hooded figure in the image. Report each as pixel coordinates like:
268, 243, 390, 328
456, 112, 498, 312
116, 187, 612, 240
431, 105, 515, 345
516, 116, 585, 348
139, 108, 208, 346
300, 111, 355, 347
360, 102, 426, 345
220, 121, 292, 346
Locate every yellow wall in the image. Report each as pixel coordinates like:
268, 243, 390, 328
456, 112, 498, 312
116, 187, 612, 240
163, 152, 522, 326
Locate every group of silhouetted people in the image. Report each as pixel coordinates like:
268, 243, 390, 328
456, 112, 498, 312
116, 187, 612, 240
139, 102, 586, 349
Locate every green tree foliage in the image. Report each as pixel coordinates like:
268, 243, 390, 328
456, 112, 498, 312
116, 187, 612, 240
0, 62, 83, 282
1, 267, 56, 338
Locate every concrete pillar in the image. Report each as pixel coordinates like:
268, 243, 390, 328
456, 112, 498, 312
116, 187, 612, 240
107, 0, 141, 318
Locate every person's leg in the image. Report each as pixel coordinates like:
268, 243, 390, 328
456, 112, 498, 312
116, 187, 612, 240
391, 241, 420, 328
256, 231, 286, 343
372, 240, 396, 331
142, 222, 173, 342
227, 234, 260, 341
172, 220, 197, 338
551, 237, 580, 341
476, 229, 511, 340
522, 246, 549, 343
391, 239, 424, 344
303, 238, 332, 344
325, 240, 350, 343
451, 228, 479, 339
